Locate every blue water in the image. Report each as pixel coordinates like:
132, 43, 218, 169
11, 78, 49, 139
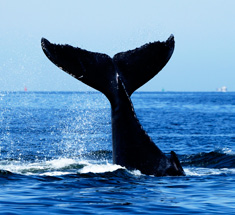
0, 92, 234, 214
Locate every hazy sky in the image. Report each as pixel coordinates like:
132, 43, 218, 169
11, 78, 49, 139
0, 0, 234, 92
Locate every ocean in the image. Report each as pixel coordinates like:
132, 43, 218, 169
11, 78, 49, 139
0, 91, 234, 214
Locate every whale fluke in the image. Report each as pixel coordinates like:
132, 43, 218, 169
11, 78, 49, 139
113, 35, 174, 96
41, 35, 174, 99
41, 38, 116, 102
41, 35, 185, 176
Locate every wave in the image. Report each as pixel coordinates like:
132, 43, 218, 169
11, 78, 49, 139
182, 150, 235, 169
184, 167, 235, 176
0, 169, 12, 175
0, 158, 123, 176
0, 150, 234, 178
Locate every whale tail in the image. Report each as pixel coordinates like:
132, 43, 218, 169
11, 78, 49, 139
41, 36, 185, 176
41, 35, 174, 101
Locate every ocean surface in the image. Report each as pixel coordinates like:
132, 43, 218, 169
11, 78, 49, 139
0, 91, 234, 214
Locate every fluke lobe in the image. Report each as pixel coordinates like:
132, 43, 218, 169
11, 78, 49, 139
41, 35, 185, 176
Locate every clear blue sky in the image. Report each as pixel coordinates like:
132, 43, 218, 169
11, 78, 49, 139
0, 0, 234, 92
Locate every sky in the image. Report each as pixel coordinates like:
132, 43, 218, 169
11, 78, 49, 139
0, 0, 234, 92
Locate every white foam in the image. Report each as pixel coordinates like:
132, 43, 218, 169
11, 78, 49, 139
0, 159, 125, 176
184, 167, 235, 176
128, 169, 142, 176
39, 171, 72, 176
45, 158, 76, 169
0, 158, 79, 175
79, 162, 124, 174
221, 147, 234, 155
1, 159, 234, 177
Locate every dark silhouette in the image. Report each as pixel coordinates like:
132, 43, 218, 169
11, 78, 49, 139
41, 35, 185, 176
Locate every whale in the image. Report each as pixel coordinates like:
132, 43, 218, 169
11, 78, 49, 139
41, 35, 185, 176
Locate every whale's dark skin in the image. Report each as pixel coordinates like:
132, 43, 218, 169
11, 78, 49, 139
41, 35, 185, 176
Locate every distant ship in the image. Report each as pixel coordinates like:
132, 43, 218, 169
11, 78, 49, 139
217, 86, 227, 92
24, 86, 27, 92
